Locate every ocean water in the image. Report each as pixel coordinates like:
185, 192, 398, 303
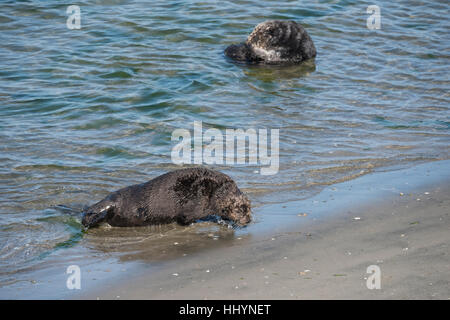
0, 0, 449, 294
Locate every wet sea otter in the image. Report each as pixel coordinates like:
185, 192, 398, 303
82, 167, 252, 229
225, 20, 316, 64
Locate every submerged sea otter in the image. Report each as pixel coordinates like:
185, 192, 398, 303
225, 20, 316, 64
82, 167, 252, 229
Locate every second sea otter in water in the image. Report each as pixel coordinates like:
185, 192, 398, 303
225, 20, 316, 65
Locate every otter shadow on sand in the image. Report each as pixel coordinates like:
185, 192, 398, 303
81, 221, 251, 263
52, 202, 251, 264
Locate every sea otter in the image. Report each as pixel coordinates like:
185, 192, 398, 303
225, 20, 316, 64
81, 167, 251, 229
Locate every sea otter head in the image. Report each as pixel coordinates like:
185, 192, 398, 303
212, 184, 252, 227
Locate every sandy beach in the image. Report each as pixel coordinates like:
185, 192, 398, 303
79, 161, 450, 300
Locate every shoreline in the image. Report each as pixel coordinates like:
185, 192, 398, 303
78, 160, 450, 299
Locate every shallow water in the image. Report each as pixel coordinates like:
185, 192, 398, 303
0, 0, 449, 293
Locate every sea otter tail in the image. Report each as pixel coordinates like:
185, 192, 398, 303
81, 199, 115, 229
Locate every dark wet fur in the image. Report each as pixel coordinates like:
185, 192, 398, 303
82, 167, 252, 229
225, 20, 316, 65
224, 43, 263, 64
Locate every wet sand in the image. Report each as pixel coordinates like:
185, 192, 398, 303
80, 161, 450, 300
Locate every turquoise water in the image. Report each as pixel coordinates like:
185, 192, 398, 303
0, 0, 449, 293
